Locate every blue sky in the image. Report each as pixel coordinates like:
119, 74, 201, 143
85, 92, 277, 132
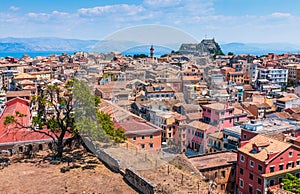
1, 0, 300, 44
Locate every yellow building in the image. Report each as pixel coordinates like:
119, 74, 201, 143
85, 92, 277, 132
228, 71, 244, 84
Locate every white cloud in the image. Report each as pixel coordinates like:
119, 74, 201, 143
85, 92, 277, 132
271, 12, 292, 18
143, 0, 181, 7
78, 4, 145, 16
9, 6, 19, 11
27, 12, 50, 18
52, 10, 68, 16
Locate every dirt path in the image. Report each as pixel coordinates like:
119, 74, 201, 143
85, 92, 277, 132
0, 150, 137, 194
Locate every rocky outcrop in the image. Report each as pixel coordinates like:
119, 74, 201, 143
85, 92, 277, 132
178, 39, 223, 57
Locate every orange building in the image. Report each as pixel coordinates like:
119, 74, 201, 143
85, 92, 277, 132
118, 118, 162, 150
220, 67, 235, 81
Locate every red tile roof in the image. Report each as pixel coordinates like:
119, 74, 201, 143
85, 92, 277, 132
0, 97, 71, 146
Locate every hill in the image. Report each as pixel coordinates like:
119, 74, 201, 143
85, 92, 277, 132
221, 42, 300, 56
0, 37, 98, 52
178, 39, 223, 56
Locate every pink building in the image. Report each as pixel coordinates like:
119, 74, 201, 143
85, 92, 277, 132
202, 103, 247, 129
184, 121, 217, 153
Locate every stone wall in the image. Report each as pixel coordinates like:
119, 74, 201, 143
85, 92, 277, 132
81, 136, 120, 172
82, 136, 158, 193
125, 167, 157, 194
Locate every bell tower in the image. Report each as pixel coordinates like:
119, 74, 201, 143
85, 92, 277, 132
150, 45, 154, 59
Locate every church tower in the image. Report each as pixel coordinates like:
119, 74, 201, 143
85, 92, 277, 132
150, 45, 154, 59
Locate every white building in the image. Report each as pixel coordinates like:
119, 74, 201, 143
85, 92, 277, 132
258, 68, 288, 85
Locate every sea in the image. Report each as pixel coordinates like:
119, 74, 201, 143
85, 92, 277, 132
0, 51, 76, 59
0, 49, 293, 59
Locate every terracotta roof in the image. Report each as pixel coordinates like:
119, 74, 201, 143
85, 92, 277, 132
202, 102, 232, 111
188, 151, 237, 170
14, 72, 36, 80
18, 80, 35, 85
277, 93, 299, 102
244, 84, 254, 91
208, 131, 223, 139
186, 112, 202, 121
6, 90, 31, 98
256, 103, 271, 109
186, 121, 215, 131
238, 134, 291, 163
118, 118, 162, 135
0, 97, 71, 145
274, 112, 291, 119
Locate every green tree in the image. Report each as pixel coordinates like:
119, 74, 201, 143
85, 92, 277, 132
4, 79, 126, 158
282, 173, 300, 193
227, 52, 234, 56
72, 79, 126, 143
4, 79, 76, 158
133, 54, 148, 58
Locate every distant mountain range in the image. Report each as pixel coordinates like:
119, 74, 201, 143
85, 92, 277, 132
220, 42, 300, 56
1, 37, 300, 56
0, 37, 98, 52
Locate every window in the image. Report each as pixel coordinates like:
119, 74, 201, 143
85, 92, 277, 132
258, 165, 263, 171
243, 134, 247, 140
133, 136, 136, 141
208, 109, 211, 113
240, 155, 245, 163
279, 177, 283, 183
214, 172, 218, 178
250, 160, 254, 168
221, 170, 225, 178
287, 162, 294, 169
149, 143, 153, 148
141, 135, 145, 140
231, 169, 235, 176
239, 168, 244, 175
141, 144, 145, 149
270, 166, 275, 173
289, 151, 293, 157
296, 160, 300, 166
249, 185, 253, 194
239, 178, 244, 188
150, 135, 153, 139
257, 189, 262, 194
269, 179, 275, 186
221, 184, 225, 190
249, 173, 253, 180
279, 164, 284, 170
258, 177, 262, 185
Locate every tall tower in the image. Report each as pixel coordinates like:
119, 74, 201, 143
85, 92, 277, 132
150, 45, 154, 59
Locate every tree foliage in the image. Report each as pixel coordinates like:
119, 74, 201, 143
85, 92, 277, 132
4, 79, 76, 158
282, 173, 300, 193
133, 54, 148, 59
4, 79, 127, 158
72, 79, 127, 143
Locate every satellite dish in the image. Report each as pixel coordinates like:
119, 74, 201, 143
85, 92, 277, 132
202, 90, 207, 96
